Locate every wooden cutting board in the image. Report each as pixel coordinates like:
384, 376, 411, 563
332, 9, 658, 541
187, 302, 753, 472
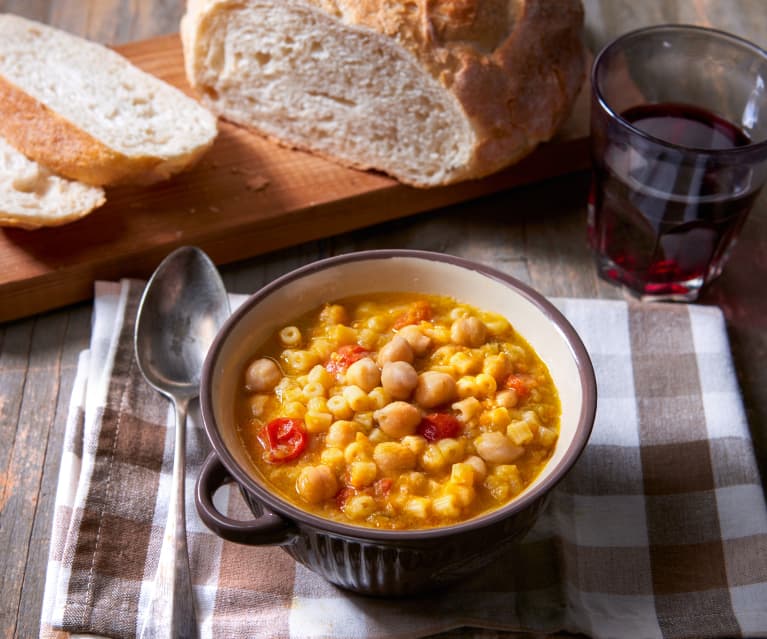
0, 34, 591, 323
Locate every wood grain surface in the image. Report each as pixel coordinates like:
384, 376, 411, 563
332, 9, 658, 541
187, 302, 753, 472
1, 2, 766, 638
0, 34, 590, 323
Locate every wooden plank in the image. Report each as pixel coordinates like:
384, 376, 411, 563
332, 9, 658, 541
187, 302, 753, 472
0, 33, 591, 323
16, 305, 91, 639
0, 313, 67, 637
0, 321, 32, 521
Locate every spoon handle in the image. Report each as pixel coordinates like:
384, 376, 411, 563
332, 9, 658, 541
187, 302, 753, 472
139, 398, 199, 639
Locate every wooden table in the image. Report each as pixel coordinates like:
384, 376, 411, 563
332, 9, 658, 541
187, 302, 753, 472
1, 2, 765, 637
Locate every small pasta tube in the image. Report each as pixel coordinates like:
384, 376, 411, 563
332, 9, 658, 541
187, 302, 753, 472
302, 381, 327, 399
279, 326, 303, 347
304, 411, 333, 434
308, 364, 334, 389
282, 349, 319, 374
432, 494, 461, 518
452, 397, 482, 423
326, 395, 354, 420
342, 385, 370, 412
404, 497, 431, 520
282, 401, 306, 419
507, 420, 534, 446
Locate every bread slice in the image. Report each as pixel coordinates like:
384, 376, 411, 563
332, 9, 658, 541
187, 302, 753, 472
0, 13, 218, 186
181, 0, 584, 187
0, 136, 105, 229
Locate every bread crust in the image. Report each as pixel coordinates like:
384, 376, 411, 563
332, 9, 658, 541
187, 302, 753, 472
0, 75, 163, 186
314, 0, 586, 181
0, 13, 218, 188
183, 0, 585, 186
0, 199, 105, 230
0, 134, 106, 229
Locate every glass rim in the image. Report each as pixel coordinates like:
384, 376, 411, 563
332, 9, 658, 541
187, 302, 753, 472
592, 23, 767, 156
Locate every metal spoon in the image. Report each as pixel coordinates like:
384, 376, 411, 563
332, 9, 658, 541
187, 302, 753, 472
134, 246, 230, 639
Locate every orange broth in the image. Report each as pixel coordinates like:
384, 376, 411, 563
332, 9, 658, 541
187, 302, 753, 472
235, 293, 560, 529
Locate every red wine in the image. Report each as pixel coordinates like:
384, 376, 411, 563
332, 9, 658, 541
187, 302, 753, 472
625, 102, 751, 150
589, 102, 759, 298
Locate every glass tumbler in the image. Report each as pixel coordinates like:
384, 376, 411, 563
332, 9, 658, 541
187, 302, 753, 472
588, 25, 767, 301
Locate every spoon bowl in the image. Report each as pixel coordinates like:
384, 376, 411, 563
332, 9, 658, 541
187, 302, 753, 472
135, 247, 230, 398
134, 246, 230, 639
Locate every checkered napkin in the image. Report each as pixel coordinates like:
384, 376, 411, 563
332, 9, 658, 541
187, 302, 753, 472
40, 278, 767, 639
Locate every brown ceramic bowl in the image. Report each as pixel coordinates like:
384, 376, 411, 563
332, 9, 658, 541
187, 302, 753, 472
196, 249, 596, 596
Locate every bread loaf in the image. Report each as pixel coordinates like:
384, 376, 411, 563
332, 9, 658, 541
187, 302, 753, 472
181, 0, 585, 187
0, 136, 105, 229
0, 13, 218, 186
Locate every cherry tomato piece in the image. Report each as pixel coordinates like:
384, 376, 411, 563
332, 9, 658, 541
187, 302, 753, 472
335, 486, 355, 509
374, 478, 393, 498
393, 300, 433, 329
260, 417, 308, 463
503, 374, 532, 399
417, 412, 462, 442
325, 344, 369, 374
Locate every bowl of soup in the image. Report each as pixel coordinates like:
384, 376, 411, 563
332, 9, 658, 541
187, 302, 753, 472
197, 249, 596, 596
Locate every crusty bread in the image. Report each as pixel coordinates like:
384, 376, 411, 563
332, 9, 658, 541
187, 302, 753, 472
181, 0, 584, 187
0, 13, 218, 186
0, 136, 105, 229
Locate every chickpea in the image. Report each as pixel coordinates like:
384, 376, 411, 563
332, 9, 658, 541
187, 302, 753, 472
377, 335, 414, 366
244, 358, 282, 393
344, 494, 377, 520
296, 465, 338, 504
320, 447, 345, 471
474, 431, 524, 464
381, 361, 418, 400
373, 442, 417, 473
374, 401, 422, 438
414, 371, 456, 408
345, 357, 381, 392
397, 325, 431, 356
348, 461, 377, 488
450, 317, 487, 347
247, 394, 270, 418
326, 420, 358, 448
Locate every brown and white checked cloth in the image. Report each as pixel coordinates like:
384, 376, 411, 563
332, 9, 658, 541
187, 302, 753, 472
40, 279, 767, 639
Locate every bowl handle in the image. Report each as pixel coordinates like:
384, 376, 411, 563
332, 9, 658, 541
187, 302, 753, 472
195, 452, 295, 545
